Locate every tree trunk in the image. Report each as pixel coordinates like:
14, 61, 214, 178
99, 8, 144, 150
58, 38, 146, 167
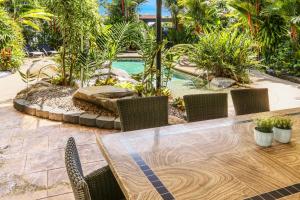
62, 39, 66, 86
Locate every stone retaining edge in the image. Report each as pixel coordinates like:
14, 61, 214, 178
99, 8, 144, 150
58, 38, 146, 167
13, 98, 121, 130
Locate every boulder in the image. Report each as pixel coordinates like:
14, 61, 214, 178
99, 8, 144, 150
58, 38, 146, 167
95, 68, 131, 79
28, 59, 58, 78
94, 68, 138, 84
210, 77, 236, 89
73, 86, 137, 113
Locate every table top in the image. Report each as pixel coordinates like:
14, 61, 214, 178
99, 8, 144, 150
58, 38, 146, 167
96, 108, 300, 200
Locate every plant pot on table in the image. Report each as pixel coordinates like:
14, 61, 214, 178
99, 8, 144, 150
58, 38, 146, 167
273, 127, 292, 143
254, 127, 273, 147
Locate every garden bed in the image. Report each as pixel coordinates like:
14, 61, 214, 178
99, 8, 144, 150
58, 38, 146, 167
14, 82, 186, 129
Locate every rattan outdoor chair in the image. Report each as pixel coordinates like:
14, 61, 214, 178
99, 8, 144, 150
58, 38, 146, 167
117, 96, 169, 132
65, 137, 124, 200
183, 93, 228, 122
230, 88, 270, 115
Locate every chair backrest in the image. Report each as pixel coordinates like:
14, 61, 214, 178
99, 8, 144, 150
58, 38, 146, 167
65, 137, 91, 200
183, 93, 228, 122
117, 96, 169, 132
230, 88, 270, 115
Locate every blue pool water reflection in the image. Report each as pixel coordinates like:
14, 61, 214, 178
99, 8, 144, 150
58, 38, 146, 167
112, 61, 210, 97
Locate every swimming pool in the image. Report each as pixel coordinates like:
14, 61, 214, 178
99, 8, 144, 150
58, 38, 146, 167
112, 60, 213, 97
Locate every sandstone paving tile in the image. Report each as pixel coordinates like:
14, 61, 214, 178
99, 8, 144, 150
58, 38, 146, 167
39, 192, 74, 200
77, 143, 105, 164
0, 189, 47, 200
0, 137, 23, 155
47, 168, 71, 197
82, 160, 108, 175
0, 155, 26, 181
24, 150, 65, 173
22, 135, 49, 154
0, 171, 47, 200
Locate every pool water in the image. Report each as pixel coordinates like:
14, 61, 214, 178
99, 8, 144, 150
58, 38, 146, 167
112, 61, 214, 97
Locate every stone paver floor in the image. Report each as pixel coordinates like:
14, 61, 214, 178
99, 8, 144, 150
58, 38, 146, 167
0, 101, 116, 200
0, 58, 300, 199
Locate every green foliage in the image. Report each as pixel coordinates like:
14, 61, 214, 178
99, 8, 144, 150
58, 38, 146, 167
95, 77, 118, 86
131, 23, 176, 96
268, 41, 300, 77
254, 117, 273, 133
1, 0, 53, 30
95, 22, 134, 84
46, 0, 101, 85
178, 0, 221, 33
105, 0, 145, 24
171, 97, 185, 111
0, 7, 24, 71
272, 117, 293, 130
18, 69, 37, 98
172, 29, 256, 83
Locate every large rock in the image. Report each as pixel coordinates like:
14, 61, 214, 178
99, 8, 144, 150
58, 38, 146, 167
94, 68, 138, 84
73, 86, 137, 113
210, 77, 236, 89
95, 68, 131, 79
28, 59, 58, 78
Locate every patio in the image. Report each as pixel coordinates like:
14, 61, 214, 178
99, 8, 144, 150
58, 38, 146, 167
0, 58, 300, 199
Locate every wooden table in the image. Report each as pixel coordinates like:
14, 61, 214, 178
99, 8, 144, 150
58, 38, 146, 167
96, 108, 300, 200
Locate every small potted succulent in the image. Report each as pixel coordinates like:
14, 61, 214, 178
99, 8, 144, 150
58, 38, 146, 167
272, 117, 293, 143
254, 118, 274, 147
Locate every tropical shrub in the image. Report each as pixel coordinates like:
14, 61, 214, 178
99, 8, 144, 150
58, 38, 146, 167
131, 23, 176, 96
0, 7, 24, 71
105, 0, 145, 24
178, 0, 220, 33
172, 29, 256, 83
171, 97, 185, 111
46, 0, 101, 85
267, 41, 300, 77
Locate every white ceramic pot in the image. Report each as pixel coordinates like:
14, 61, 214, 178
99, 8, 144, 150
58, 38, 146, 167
254, 128, 273, 147
273, 127, 292, 143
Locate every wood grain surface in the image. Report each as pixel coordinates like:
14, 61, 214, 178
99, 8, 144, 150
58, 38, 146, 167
97, 108, 300, 200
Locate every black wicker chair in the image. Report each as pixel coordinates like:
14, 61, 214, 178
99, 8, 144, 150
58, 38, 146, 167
183, 93, 228, 122
65, 137, 124, 200
230, 88, 270, 115
117, 96, 169, 132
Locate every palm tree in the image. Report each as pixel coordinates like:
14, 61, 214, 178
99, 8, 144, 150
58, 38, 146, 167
277, 0, 300, 43
230, 0, 288, 62
164, 0, 181, 31
178, 0, 219, 34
